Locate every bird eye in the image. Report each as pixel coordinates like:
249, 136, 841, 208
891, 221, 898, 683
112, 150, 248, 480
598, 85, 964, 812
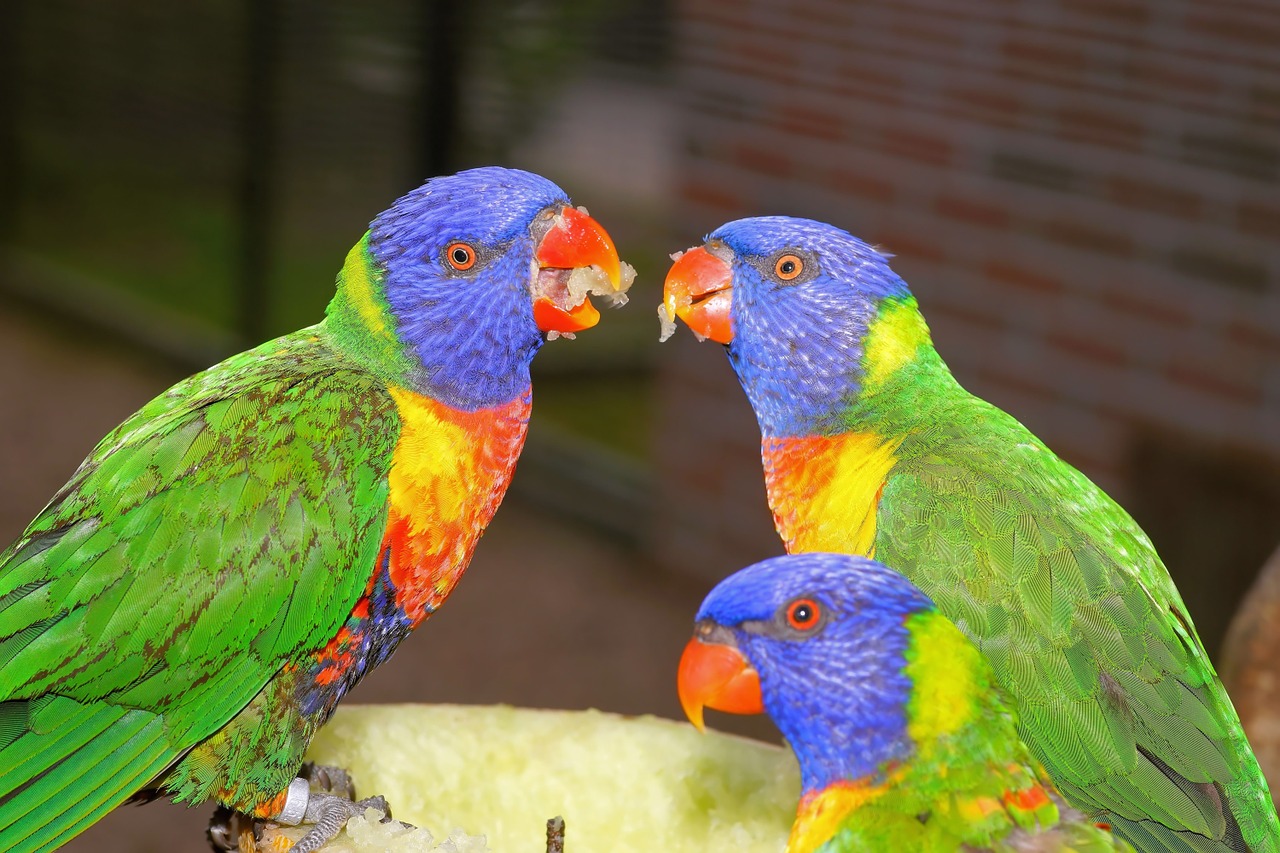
774, 254, 803, 281
446, 242, 477, 271
785, 598, 821, 631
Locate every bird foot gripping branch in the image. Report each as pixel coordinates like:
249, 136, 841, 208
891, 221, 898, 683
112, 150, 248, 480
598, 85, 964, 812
208, 764, 400, 853
287, 786, 395, 853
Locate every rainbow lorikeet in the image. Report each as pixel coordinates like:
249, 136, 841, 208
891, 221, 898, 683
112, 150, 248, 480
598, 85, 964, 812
0, 167, 630, 853
661, 217, 1277, 852
678, 552, 1134, 852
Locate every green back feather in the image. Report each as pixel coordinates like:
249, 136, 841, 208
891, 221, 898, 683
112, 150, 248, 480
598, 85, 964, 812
853, 305, 1275, 852
808, 611, 1131, 852
0, 324, 399, 851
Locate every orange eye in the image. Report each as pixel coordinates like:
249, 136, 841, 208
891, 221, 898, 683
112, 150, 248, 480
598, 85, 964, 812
786, 598, 821, 631
446, 242, 477, 271
775, 254, 803, 280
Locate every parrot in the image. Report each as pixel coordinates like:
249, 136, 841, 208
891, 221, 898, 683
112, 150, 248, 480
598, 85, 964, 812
0, 166, 631, 853
677, 552, 1135, 852
660, 215, 1278, 853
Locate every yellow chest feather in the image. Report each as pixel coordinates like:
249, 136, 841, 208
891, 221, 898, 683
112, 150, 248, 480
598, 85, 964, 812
762, 431, 901, 557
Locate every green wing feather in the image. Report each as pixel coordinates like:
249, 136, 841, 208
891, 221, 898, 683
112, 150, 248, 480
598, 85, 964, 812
870, 378, 1273, 853
0, 326, 398, 852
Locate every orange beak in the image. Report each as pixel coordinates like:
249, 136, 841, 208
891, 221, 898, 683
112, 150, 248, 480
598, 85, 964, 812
677, 633, 764, 732
662, 246, 734, 344
533, 206, 623, 335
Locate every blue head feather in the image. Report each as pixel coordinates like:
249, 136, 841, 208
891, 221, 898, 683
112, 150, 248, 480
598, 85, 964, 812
697, 552, 935, 795
707, 217, 911, 438
369, 166, 570, 410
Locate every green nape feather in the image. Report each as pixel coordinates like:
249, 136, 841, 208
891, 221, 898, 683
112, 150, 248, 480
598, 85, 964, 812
805, 610, 1133, 853
0, 330, 397, 852
863, 329, 1264, 851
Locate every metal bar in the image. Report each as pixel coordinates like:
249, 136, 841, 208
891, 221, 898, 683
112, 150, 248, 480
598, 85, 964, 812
417, 0, 464, 177
0, 0, 24, 246
238, 0, 281, 346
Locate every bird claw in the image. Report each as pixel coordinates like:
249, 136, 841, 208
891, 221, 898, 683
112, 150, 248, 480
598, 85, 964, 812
206, 765, 402, 853
298, 763, 356, 801
208, 806, 256, 852
207, 804, 247, 850
291, 793, 395, 853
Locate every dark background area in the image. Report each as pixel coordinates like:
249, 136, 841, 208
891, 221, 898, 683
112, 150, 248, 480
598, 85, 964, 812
1, 0, 1278, 850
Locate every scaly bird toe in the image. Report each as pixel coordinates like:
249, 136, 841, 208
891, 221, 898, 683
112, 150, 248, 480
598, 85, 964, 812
291, 792, 396, 853
298, 763, 357, 801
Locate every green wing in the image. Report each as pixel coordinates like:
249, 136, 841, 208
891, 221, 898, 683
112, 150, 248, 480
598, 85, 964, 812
0, 327, 398, 852
874, 392, 1275, 853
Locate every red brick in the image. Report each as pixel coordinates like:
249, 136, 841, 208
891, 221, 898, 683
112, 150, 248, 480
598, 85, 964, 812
834, 60, 903, 94
827, 167, 895, 203
1105, 176, 1203, 219
726, 38, 797, 73
1180, 133, 1279, 182
935, 194, 1012, 229
680, 180, 743, 213
869, 231, 946, 264
775, 104, 843, 142
977, 365, 1058, 402
945, 86, 1025, 127
1056, 106, 1145, 150
687, 0, 744, 14
832, 80, 903, 108
1238, 201, 1280, 240
1227, 320, 1280, 354
1047, 331, 1128, 367
990, 153, 1077, 192
788, 0, 856, 30
1186, 10, 1280, 48
984, 260, 1064, 294
889, 19, 967, 50
1166, 363, 1261, 406
1059, 0, 1150, 25
713, 41, 798, 85
1039, 218, 1135, 257
1249, 84, 1280, 125
1101, 290, 1194, 330
1168, 248, 1268, 293
1129, 61, 1221, 97
1001, 37, 1087, 73
733, 143, 793, 178
830, 65, 904, 109
880, 127, 953, 167
929, 300, 1004, 331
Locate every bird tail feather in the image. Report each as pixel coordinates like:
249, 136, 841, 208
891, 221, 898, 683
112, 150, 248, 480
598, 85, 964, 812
0, 696, 175, 853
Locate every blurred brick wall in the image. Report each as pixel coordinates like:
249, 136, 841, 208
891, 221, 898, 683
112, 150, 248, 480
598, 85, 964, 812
655, 0, 1280, 652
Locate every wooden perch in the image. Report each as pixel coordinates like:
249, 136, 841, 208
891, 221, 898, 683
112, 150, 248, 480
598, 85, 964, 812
1220, 543, 1280, 805
546, 816, 565, 853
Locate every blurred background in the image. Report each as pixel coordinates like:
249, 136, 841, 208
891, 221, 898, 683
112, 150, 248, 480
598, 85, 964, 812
1, 0, 1278, 849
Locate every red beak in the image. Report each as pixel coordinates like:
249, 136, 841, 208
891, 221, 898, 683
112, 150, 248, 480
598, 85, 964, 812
677, 633, 764, 732
662, 246, 734, 344
532, 206, 624, 334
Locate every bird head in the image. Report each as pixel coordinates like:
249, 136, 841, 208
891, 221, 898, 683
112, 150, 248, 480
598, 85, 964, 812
661, 217, 916, 436
677, 553, 938, 794
328, 166, 632, 410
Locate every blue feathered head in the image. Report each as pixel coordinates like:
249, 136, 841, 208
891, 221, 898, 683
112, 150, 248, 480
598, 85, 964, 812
328, 166, 627, 409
